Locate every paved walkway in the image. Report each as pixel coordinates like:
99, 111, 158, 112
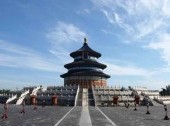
54, 107, 75, 126
96, 107, 117, 126
79, 106, 92, 126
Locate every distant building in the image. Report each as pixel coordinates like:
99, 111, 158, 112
60, 38, 110, 88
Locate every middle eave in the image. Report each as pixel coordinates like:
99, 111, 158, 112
64, 60, 107, 69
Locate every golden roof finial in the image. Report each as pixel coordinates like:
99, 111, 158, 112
84, 38, 87, 43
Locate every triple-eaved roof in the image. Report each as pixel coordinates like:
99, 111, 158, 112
70, 38, 101, 58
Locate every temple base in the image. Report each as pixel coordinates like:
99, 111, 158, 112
64, 79, 107, 89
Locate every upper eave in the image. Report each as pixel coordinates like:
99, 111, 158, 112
70, 42, 101, 58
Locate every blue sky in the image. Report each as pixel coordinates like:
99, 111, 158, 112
0, 0, 170, 90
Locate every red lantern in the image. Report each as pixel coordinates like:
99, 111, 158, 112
52, 95, 57, 105
30, 95, 36, 105
113, 95, 119, 105
135, 95, 140, 105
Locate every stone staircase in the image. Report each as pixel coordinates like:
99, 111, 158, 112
151, 99, 163, 106
76, 88, 83, 106
75, 88, 93, 106
82, 88, 88, 106
6, 94, 17, 104
88, 89, 95, 106
31, 86, 41, 95
16, 90, 29, 105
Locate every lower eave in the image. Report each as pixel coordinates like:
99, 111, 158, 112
60, 71, 110, 78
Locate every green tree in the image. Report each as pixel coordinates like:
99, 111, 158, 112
160, 85, 170, 95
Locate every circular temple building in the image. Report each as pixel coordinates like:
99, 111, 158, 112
60, 38, 110, 88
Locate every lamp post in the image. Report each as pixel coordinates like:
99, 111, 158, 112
125, 101, 129, 108
126, 101, 130, 108
20, 101, 25, 113
134, 95, 140, 111
146, 102, 150, 114
33, 100, 37, 110
164, 104, 169, 120
42, 99, 45, 107
126, 98, 129, 108
134, 101, 137, 111
1, 103, 8, 119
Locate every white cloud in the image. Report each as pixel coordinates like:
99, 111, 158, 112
105, 62, 151, 76
46, 21, 88, 63
46, 21, 87, 44
91, 0, 170, 41
102, 10, 115, 24
91, 0, 170, 72
147, 33, 170, 67
0, 40, 63, 72
103, 59, 170, 90
76, 9, 91, 14
0, 79, 35, 90
162, 0, 170, 16
0, 22, 87, 74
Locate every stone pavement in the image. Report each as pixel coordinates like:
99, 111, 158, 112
1, 104, 170, 126
79, 106, 92, 126
0, 105, 72, 126
58, 107, 81, 126
99, 106, 170, 126
89, 106, 114, 126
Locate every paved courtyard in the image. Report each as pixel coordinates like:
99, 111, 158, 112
0, 105, 72, 126
98, 106, 170, 126
0, 104, 170, 126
